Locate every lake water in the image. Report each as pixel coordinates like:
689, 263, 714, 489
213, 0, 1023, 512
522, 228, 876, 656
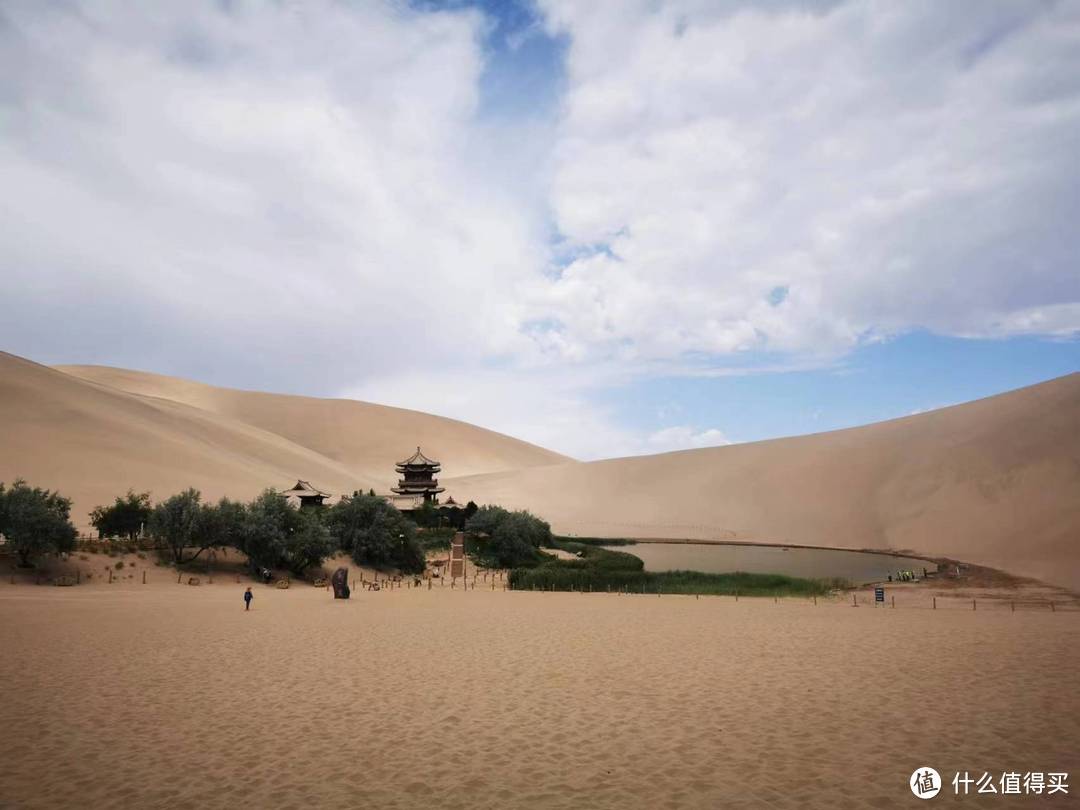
600, 542, 933, 584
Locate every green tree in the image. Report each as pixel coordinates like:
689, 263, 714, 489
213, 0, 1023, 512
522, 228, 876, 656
466, 505, 551, 568
238, 489, 289, 574
0, 479, 78, 567
326, 494, 425, 573
148, 488, 215, 564
464, 505, 510, 536
197, 497, 247, 550
463, 500, 478, 523
89, 490, 152, 540
280, 508, 335, 577
413, 499, 439, 528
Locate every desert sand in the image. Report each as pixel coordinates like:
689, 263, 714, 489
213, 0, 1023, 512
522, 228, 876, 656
2, 351, 1078, 588
446, 374, 1080, 591
1, 581, 1077, 809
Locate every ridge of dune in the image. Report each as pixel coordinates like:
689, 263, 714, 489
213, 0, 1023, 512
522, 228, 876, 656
56, 364, 573, 481
0, 352, 379, 530
444, 373, 1080, 590
6, 351, 1078, 588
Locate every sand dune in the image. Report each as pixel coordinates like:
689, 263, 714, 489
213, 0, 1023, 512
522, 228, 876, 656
445, 375, 1080, 590
0, 353, 567, 530
3, 351, 1077, 587
0, 352, 382, 529
58, 364, 570, 480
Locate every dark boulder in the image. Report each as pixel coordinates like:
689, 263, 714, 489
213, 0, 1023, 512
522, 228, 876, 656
331, 567, 351, 599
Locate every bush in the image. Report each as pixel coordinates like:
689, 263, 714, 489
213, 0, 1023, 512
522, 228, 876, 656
238, 490, 291, 574
280, 508, 335, 577
89, 490, 152, 541
0, 479, 78, 567
148, 489, 212, 565
412, 500, 439, 529
466, 506, 552, 568
326, 494, 425, 574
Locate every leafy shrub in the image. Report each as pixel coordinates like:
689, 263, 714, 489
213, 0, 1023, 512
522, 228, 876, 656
0, 479, 78, 567
89, 491, 151, 541
326, 494, 425, 574
466, 506, 552, 568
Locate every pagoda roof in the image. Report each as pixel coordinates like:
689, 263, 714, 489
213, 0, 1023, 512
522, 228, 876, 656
396, 446, 440, 468
279, 479, 331, 497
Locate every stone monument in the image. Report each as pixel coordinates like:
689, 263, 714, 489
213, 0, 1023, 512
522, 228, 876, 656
331, 567, 351, 599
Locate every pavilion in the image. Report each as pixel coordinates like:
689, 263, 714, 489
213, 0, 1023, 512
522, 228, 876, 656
279, 479, 331, 508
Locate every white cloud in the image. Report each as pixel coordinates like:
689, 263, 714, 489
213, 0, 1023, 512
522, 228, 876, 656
1, 1, 1078, 460
0, 0, 544, 388
533, 0, 1080, 364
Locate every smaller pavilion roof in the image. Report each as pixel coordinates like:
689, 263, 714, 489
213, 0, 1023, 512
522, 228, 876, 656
280, 479, 331, 497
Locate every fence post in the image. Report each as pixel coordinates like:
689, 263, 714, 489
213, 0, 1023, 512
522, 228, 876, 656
891, 595, 895, 609
973, 599, 976, 611
143, 570, 146, 584
933, 596, 936, 610
851, 593, 856, 607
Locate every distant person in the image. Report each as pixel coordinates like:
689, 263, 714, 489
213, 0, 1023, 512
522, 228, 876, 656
244, 587, 253, 611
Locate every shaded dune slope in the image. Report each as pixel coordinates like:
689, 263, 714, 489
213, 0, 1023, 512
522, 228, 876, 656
58, 364, 571, 481
0, 353, 377, 529
444, 374, 1080, 590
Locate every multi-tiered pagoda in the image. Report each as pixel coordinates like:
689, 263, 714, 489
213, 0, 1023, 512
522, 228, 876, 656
391, 447, 445, 504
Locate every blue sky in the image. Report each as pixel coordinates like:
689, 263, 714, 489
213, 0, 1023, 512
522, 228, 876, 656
601, 332, 1080, 447
0, 0, 1077, 458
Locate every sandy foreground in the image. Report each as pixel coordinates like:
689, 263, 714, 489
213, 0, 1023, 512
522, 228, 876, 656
1, 584, 1077, 810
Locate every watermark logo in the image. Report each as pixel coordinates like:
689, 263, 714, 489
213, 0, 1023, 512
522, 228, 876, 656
911, 767, 942, 799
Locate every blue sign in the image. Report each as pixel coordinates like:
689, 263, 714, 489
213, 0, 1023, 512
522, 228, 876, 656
874, 587, 885, 603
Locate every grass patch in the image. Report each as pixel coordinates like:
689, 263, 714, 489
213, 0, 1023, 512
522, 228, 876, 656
511, 539, 846, 596
552, 536, 637, 547
510, 567, 845, 597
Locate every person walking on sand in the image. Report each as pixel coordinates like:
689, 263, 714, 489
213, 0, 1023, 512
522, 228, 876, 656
244, 587, 253, 611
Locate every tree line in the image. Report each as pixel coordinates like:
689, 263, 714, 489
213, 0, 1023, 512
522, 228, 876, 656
1, 481, 426, 576
1, 478, 553, 577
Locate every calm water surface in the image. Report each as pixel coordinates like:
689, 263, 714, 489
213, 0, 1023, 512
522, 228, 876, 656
600, 543, 932, 584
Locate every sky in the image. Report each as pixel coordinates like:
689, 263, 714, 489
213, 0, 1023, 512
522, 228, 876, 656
0, 0, 1077, 459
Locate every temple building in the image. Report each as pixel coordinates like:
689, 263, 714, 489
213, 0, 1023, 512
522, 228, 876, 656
279, 479, 331, 508
391, 447, 445, 503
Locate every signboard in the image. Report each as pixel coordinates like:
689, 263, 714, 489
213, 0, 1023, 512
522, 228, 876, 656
875, 587, 885, 604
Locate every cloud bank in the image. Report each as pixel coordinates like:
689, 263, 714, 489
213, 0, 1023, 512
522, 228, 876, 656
1, 1, 1077, 458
